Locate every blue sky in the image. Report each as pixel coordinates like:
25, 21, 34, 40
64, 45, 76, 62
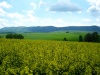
0, 0, 100, 28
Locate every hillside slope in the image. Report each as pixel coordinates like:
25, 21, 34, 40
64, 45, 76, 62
0, 26, 100, 33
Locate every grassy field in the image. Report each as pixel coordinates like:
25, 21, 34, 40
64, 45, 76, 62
0, 39, 100, 75
0, 31, 87, 41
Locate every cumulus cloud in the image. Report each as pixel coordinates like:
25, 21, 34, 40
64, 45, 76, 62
38, 0, 46, 8
49, 0, 81, 12
87, 0, 100, 16
0, 18, 9, 28
0, 0, 96, 28
82, 18, 91, 22
96, 17, 100, 25
0, 1, 12, 16
0, 1, 12, 9
0, 8, 7, 16
0, 18, 8, 22
7, 12, 24, 19
31, 2, 37, 9
96, 18, 100, 22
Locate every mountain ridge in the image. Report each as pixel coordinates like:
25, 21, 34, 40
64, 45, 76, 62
0, 25, 100, 33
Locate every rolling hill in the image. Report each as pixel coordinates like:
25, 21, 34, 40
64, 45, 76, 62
0, 25, 100, 33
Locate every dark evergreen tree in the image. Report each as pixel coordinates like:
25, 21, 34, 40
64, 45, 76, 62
6, 34, 13, 39
13, 34, 18, 39
6, 34, 24, 39
79, 35, 83, 42
64, 37, 67, 41
84, 32, 100, 42
18, 34, 24, 39
0, 36, 3, 38
91, 32, 99, 42
84, 33, 92, 42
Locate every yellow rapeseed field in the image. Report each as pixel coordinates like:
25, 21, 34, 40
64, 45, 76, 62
0, 39, 100, 75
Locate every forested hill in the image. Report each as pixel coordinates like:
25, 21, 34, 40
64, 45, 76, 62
0, 26, 100, 33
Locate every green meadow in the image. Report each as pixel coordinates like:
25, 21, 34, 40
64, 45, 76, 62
0, 31, 87, 41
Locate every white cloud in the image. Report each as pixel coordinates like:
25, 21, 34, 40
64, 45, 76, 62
26, 10, 34, 16
7, 12, 24, 19
69, 22, 86, 26
77, 11, 82, 14
21, 15, 38, 23
96, 18, 100, 22
87, 0, 100, 6
0, 18, 8, 22
0, 8, 6, 16
22, 10, 38, 22
96, 18, 100, 25
87, 0, 100, 16
0, 1, 12, 9
87, 0, 100, 26
56, 18, 64, 23
0, 14, 94, 28
0, 0, 98, 28
31, 2, 37, 9
0, 22, 8, 26
0, 18, 9, 28
82, 18, 91, 22
49, 0, 81, 12
38, 0, 46, 8
39, 18, 67, 27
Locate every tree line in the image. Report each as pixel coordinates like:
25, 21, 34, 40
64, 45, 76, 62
64, 32, 100, 42
6, 34, 24, 39
79, 32, 100, 42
